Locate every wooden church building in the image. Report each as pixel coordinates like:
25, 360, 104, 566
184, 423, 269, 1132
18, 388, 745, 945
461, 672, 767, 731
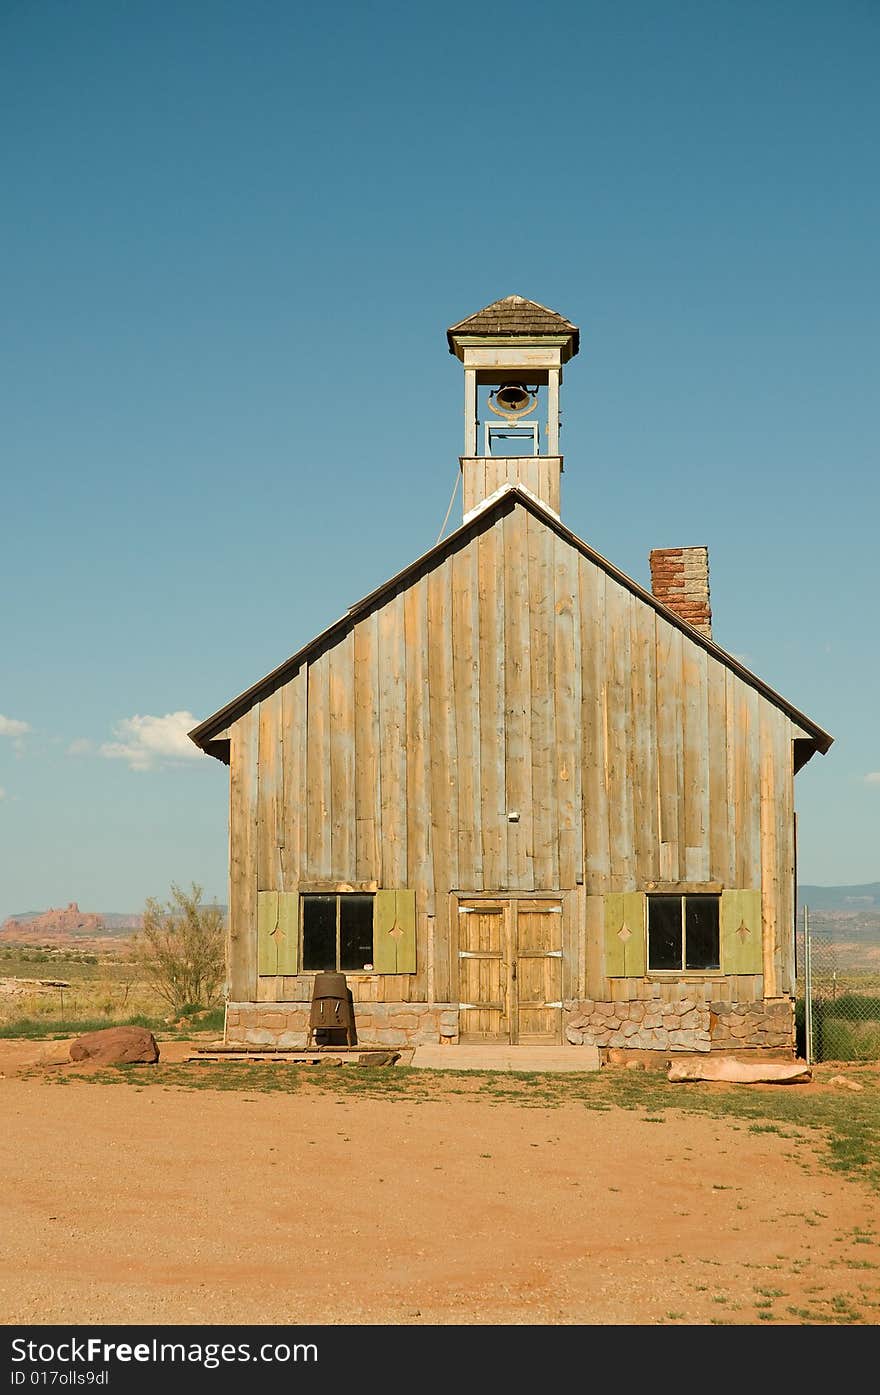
190, 296, 832, 1057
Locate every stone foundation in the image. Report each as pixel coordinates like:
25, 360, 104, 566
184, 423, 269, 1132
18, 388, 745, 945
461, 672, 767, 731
564, 997, 794, 1055
226, 997, 794, 1054
226, 1002, 459, 1048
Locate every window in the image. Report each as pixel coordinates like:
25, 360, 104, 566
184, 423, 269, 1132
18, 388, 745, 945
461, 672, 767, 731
648, 894, 720, 972
302, 894, 375, 972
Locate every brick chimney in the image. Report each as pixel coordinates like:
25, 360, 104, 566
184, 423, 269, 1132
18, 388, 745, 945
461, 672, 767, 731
649, 546, 712, 638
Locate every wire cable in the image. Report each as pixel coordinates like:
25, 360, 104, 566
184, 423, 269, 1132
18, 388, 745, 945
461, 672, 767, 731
435, 468, 461, 544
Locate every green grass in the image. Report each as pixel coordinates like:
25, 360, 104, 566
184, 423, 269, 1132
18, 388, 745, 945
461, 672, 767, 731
0, 1006, 225, 1039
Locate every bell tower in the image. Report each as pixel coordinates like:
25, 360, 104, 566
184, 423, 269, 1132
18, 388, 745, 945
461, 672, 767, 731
447, 294, 580, 519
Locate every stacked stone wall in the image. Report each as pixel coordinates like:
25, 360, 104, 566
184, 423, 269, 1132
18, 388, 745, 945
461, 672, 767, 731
564, 997, 794, 1054
226, 1002, 459, 1048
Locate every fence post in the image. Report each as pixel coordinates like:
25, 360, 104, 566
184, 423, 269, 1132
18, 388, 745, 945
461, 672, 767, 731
804, 904, 813, 1065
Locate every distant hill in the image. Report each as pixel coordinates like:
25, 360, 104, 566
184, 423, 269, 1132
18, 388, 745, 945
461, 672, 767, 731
0, 903, 141, 946
798, 884, 880, 912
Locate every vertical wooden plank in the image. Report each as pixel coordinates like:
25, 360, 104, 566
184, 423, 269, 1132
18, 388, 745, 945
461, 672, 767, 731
394, 889, 417, 973
629, 601, 659, 886
561, 887, 579, 1003
306, 652, 332, 880
477, 523, 507, 891
759, 705, 779, 998
585, 894, 605, 999
427, 561, 458, 1001
721, 889, 763, 975
706, 658, 729, 886
229, 710, 259, 1002
682, 641, 710, 883
373, 890, 398, 973
328, 631, 355, 881
724, 669, 738, 890
554, 536, 583, 889
580, 558, 611, 893
256, 691, 283, 895
777, 723, 797, 996
655, 617, 683, 883
378, 590, 407, 888
503, 506, 533, 889
257, 890, 279, 976
353, 612, 381, 885
735, 685, 761, 890
280, 668, 306, 893
622, 890, 647, 976
527, 512, 558, 891
276, 892, 299, 975
603, 892, 625, 976
605, 579, 634, 889
452, 540, 482, 888
404, 577, 432, 1002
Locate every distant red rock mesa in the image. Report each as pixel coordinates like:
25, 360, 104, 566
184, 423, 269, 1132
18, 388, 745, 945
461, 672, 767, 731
1, 902, 103, 935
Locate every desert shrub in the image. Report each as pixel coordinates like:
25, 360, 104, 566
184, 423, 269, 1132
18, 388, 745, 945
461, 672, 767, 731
133, 883, 225, 1016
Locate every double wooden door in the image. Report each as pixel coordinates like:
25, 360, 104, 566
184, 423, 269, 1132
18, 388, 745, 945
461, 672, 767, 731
457, 898, 563, 1044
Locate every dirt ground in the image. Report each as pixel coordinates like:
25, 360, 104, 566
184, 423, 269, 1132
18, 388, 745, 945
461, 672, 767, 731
1, 1039, 879, 1326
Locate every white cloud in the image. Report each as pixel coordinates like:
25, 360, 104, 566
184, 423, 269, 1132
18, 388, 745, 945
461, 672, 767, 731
98, 711, 205, 771
0, 715, 31, 738
864, 773, 880, 785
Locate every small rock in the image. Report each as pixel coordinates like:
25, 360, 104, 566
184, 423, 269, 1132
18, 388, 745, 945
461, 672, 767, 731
829, 1075, 864, 1092
357, 1051, 400, 1067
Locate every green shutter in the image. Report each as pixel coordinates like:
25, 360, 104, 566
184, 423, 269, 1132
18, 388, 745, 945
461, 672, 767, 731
395, 890, 417, 973
604, 892, 646, 977
257, 891, 279, 976
373, 890, 417, 974
721, 889, 763, 975
604, 893, 626, 976
373, 891, 399, 973
276, 892, 299, 975
622, 891, 647, 976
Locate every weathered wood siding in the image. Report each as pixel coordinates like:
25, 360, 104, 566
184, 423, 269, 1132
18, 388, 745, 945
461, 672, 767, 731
227, 502, 799, 1005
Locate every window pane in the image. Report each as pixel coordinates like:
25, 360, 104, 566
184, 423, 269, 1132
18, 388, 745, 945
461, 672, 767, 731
648, 897, 682, 970
302, 896, 336, 970
340, 895, 374, 971
685, 896, 720, 970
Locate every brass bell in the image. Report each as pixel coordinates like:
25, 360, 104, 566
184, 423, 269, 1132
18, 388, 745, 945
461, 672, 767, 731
495, 384, 532, 413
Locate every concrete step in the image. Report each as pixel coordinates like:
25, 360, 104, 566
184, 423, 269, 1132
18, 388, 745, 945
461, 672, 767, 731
408, 1044, 601, 1072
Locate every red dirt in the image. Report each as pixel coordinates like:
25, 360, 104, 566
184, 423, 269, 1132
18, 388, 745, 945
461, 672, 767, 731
1, 1041, 878, 1326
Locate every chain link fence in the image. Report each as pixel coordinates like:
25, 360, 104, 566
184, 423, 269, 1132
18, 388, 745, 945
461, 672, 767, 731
797, 908, 880, 1062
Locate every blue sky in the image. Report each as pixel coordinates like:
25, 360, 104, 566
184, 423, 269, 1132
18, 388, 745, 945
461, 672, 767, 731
1, 0, 877, 915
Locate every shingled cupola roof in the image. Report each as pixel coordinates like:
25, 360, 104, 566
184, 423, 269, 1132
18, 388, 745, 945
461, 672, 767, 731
447, 295, 579, 362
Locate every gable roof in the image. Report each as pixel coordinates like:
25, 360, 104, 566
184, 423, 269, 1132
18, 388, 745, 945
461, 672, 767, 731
447, 295, 580, 356
189, 485, 833, 766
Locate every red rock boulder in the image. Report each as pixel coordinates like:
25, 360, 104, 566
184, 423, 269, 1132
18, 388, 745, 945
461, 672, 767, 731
69, 1026, 159, 1065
